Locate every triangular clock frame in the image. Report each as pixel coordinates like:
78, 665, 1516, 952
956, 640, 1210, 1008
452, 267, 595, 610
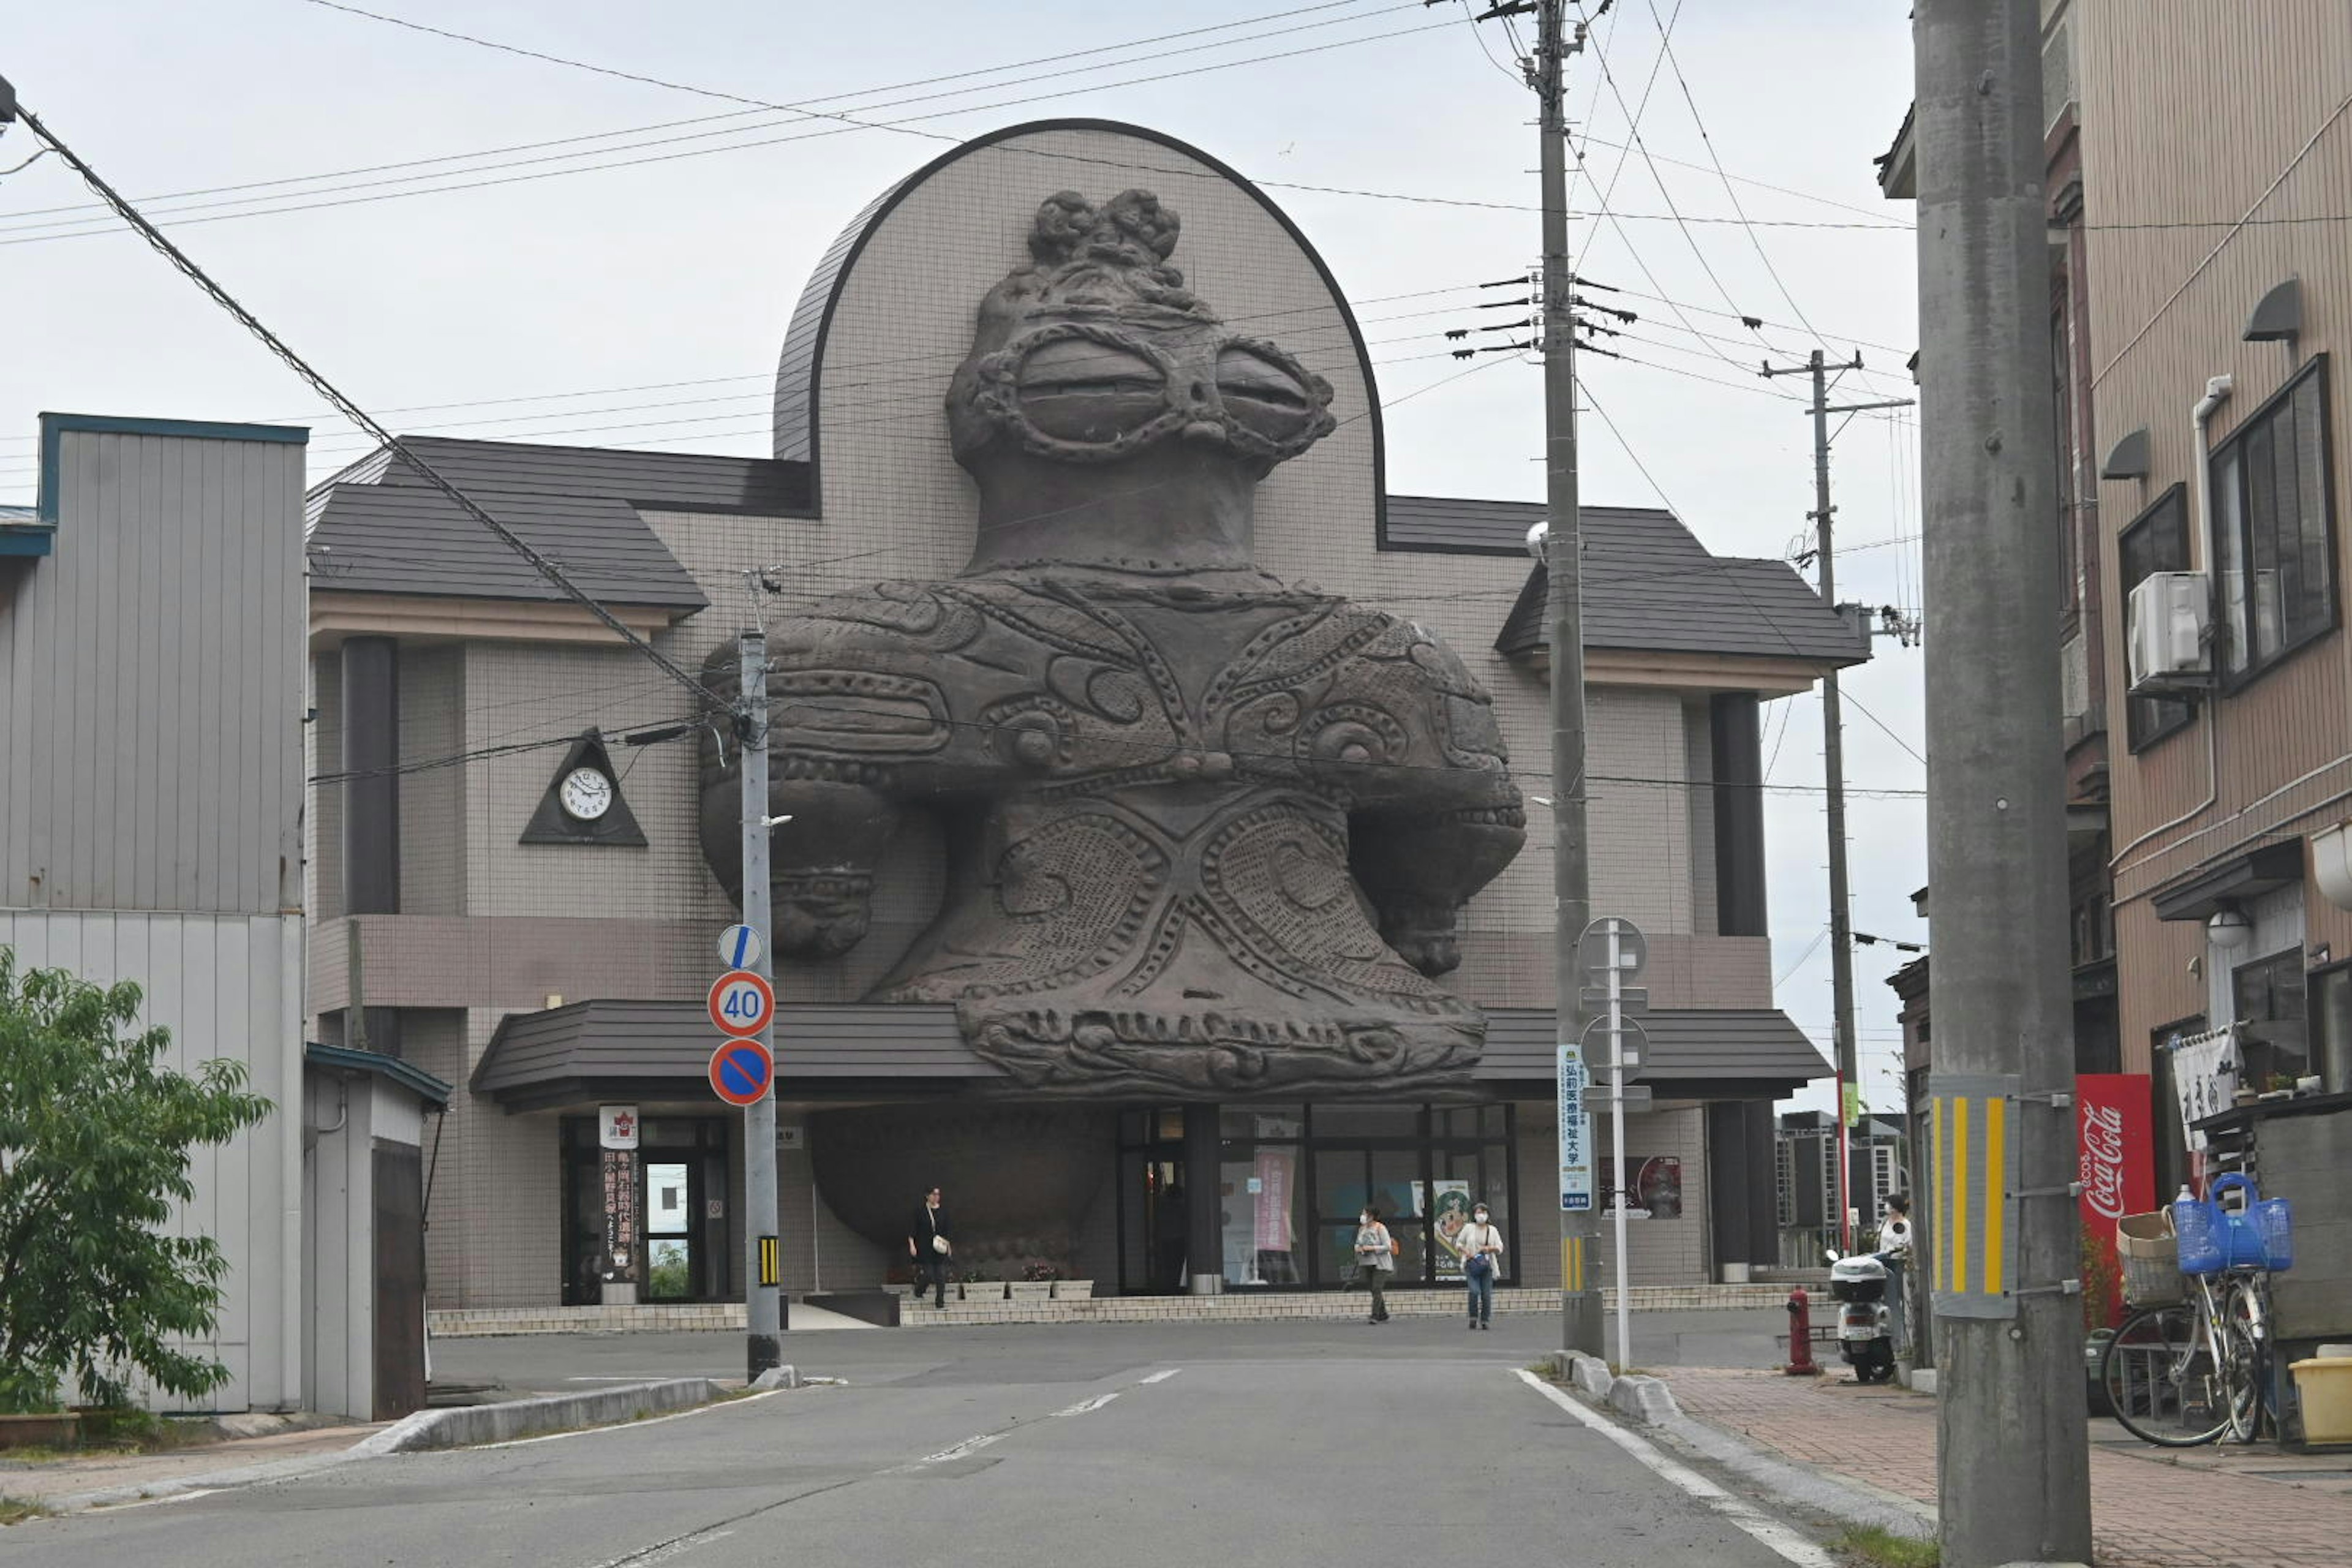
519, 730, 648, 847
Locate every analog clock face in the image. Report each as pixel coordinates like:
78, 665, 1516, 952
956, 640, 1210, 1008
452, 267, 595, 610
559, 766, 615, 821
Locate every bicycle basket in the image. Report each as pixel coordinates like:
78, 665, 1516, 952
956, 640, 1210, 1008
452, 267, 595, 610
2253, 1196, 2295, 1272
2116, 1210, 2181, 1305
2177, 1174, 2283, 1275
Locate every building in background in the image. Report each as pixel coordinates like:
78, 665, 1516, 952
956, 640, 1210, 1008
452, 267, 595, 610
2, 413, 439, 1417
1774, 1109, 1906, 1267
301, 120, 1860, 1318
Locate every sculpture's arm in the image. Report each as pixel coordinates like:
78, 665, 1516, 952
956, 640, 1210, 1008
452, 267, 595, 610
1338, 630, 1528, 978
1349, 786, 1526, 978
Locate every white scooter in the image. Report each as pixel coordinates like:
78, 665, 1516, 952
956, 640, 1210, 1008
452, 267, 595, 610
1825, 1251, 1897, 1384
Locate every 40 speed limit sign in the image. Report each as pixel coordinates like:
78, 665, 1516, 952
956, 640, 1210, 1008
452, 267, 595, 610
707, 970, 775, 1038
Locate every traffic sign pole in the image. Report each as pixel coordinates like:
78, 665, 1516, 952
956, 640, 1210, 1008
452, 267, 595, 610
738, 628, 784, 1370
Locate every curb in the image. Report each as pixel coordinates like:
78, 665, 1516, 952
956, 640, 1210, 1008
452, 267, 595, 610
40, 1378, 747, 1513
1539, 1355, 1934, 1543
355, 1378, 730, 1454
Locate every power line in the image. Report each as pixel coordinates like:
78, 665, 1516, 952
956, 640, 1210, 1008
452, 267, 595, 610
4, 96, 722, 712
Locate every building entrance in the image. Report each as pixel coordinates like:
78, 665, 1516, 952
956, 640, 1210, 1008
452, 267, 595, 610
561, 1115, 733, 1305
1114, 1102, 1516, 1293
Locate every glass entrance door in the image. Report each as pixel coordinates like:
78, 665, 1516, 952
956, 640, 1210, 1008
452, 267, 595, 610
644, 1159, 695, 1300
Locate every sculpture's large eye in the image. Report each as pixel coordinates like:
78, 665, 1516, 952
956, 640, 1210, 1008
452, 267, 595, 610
1216, 347, 1318, 444
1016, 337, 1166, 442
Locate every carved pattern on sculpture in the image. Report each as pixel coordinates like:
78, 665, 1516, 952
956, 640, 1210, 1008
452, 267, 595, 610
703, 187, 1526, 1096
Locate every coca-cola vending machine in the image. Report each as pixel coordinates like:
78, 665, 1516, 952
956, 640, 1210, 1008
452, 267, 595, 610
2077, 1073, 2154, 1326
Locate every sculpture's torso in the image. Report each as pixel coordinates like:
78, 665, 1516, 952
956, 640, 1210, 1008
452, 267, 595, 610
765, 569, 1520, 1095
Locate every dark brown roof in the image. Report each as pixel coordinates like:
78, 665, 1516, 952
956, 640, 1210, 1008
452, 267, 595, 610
470, 999, 1828, 1109
1494, 504, 1867, 665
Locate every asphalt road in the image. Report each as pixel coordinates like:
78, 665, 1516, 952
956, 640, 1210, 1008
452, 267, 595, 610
0, 1317, 1811, 1568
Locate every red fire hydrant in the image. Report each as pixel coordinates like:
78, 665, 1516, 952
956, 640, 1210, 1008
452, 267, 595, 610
1785, 1286, 1822, 1376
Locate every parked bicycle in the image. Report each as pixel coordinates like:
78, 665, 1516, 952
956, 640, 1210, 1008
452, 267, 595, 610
2099, 1174, 2293, 1447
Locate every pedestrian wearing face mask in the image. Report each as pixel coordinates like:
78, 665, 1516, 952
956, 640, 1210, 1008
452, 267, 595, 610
1458, 1202, 1504, 1330
1351, 1203, 1394, 1324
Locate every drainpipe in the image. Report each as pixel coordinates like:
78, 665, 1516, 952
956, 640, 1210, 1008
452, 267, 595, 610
2111, 377, 2232, 870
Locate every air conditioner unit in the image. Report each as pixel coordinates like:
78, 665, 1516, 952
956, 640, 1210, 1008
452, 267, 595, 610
2127, 571, 2210, 693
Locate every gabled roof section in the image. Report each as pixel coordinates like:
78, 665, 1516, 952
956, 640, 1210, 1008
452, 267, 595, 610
371, 436, 810, 518
307, 481, 707, 610
1491, 503, 1867, 665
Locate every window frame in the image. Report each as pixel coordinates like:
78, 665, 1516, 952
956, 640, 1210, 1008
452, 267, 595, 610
2117, 481, 2196, 751
2211, 355, 2337, 690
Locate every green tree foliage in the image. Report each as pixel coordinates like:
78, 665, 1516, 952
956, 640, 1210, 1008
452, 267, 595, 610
0, 949, 271, 1411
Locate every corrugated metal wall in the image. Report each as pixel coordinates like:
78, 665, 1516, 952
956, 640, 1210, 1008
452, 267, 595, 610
0, 908, 303, 1412
1, 429, 307, 914
2078, 2, 2352, 1057
1, 421, 308, 1412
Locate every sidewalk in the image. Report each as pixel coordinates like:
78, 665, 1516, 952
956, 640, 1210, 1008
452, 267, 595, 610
0, 1418, 380, 1513
1664, 1366, 2352, 1568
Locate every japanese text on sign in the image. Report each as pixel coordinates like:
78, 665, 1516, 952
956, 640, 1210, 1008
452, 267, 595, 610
1558, 1044, 1593, 1212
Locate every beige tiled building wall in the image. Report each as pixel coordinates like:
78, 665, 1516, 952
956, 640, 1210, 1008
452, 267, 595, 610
319, 125, 1786, 1307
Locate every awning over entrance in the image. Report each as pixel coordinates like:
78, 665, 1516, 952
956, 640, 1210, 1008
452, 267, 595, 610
475, 1000, 1830, 1111
1480, 1007, 1831, 1099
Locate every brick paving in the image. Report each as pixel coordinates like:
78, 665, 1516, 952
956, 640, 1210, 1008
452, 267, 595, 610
1666, 1366, 2352, 1567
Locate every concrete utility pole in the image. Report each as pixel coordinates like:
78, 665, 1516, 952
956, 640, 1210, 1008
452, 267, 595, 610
1762, 350, 1909, 1253
739, 628, 785, 1373
1915, 2, 2090, 1563
1532, 0, 1602, 1358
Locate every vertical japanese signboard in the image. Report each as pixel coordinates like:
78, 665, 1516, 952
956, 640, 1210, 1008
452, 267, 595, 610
1558, 1044, 1592, 1211
601, 1147, 639, 1283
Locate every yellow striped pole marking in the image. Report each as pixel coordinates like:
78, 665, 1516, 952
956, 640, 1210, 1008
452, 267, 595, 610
758, 1234, 780, 1287
1981, 1096, 2007, 1297
1952, 1095, 1971, 1298
1561, 1235, 1585, 1292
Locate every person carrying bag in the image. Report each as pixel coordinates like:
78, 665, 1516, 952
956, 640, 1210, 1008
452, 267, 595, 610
1458, 1204, 1504, 1330
1352, 1204, 1395, 1324
907, 1186, 954, 1309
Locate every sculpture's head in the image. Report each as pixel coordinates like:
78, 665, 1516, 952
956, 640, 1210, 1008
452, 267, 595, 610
947, 190, 1337, 573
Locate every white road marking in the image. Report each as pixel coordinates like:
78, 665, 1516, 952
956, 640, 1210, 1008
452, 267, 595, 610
918, 1431, 1006, 1464
1139, 1368, 1182, 1384
1510, 1370, 1836, 1568
910, 1384, 1125, 1469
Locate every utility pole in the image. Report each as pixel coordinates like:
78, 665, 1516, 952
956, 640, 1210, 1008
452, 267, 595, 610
1916, 2, 2090, 1564
739, 627, 785, 1374
1532, 0, 1601, 1359
1447, 0, 1599, 1354
1763, 349, 1910, 1255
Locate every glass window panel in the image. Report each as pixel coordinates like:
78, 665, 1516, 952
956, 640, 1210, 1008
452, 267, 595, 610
2121, 487, 2193, 746
1223, 1105, 1303, 1141
2214, 363, 2335, 679
645, 1238, 691, 1300
646, 1162, 689, 1236
2292, 377, 2333, 644
1155, 1108, 1187, 1142
1224, 1149, 1303, 1285
1313, 1104, 1422, 1139
1315, 1149, 1367, 1219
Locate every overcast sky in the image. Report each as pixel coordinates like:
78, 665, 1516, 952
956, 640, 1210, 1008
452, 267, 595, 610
3, 1, 1927, 1118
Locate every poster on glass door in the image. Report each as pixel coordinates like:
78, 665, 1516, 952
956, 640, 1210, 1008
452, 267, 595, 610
1423, 1181, 1473, 1278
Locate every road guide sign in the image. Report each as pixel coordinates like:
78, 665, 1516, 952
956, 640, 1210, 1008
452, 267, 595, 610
709, 1038, 774, 1106
707, 970, 775, 1038
1558, 1043, 1592, 1211
718, 923, 764, 971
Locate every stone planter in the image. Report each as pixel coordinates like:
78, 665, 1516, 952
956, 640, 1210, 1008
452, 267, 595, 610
1054, 1279, 1095, 1300
882, 1281, 915, 1296
0, 1412, 80, 1450
1007, 1281, 1054, 1303
962, 1281, 1005, 1302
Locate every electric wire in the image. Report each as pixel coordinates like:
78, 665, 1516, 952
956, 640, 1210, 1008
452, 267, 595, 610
9, 99, 725, 713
